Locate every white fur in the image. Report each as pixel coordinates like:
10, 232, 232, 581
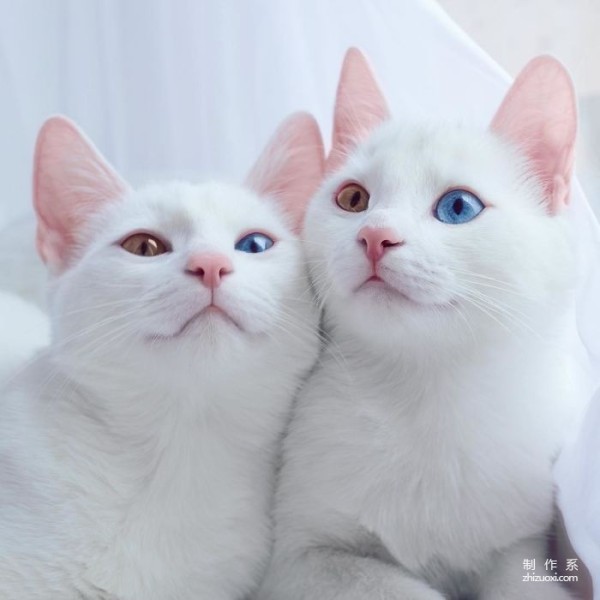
0, 181, 319, 599
259, 122, 585, 599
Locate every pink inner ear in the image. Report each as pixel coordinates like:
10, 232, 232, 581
246, 112, 325, 233
34, 116, 130, 271
490, 56, 577, 214
327, 48, 391, 173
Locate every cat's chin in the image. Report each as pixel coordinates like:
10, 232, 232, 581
151, 305, 244, 342
354, 278, 451, 311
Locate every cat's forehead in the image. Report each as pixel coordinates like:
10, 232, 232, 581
351, 121, 517, 198
109, 181, 285, 235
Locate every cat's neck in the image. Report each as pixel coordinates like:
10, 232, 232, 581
39, 345, 273, 433
324, 306, 574, 385
22, 349, 280, 532
28, 347, 287, 478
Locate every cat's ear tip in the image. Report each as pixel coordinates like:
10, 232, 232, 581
344, 47, 368, 63
276, 111, 325, 160
494, 55, 577, 130
35, 115, 90, 169
40, 114, 77, 128
522, 54, 570, 76
521, 55, 577, 132
281, 111, 320, 134
518, 55, 576, 98
37, 114, 81, 142
340, 47, 375, 80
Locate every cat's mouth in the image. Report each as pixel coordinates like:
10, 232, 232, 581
355, 275, 451, 309
356, 275, 416, 304
156, 303, 243, 341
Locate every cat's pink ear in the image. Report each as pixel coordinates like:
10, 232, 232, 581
490, 56, 577, 214
33, 116, 130, 272
246, 112, 325, 233
327, 48, 390, 173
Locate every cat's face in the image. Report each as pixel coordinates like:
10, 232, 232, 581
306, 123, 573, 349
34, 114, 324, 381
305, 50, 577, 352
53, 183, 307, 366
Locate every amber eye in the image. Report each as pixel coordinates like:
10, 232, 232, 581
121, 233, 169, 257
335, 183, 370, 213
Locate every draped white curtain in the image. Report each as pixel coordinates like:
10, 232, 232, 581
0, 0, 507, 225
0, 0, 598, 591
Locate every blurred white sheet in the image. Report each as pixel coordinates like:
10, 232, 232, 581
0, 0, 598, 591
0, 291, 49, 384
0, 217, 45, 307
0, 0, 505, 224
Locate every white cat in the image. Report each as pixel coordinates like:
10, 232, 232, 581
259, 50, 585, 599
0, 113, 323, 599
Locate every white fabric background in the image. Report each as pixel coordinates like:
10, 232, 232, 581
0, 0, 507, 225
0, 0, 598, 592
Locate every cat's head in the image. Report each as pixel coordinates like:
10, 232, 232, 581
305, 49, 577, 353
34, 114, 324, 384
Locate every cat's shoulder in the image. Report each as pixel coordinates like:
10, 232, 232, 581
0, 350, 71, 437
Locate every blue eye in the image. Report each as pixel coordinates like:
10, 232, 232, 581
234, 232, 275, 253
434, 189, 485, 224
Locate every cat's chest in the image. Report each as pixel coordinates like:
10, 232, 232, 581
354, 400, 553, 572
302, 371, 558, 574
66, 400, 279, 599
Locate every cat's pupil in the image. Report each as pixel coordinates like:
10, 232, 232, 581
452, 197, 464, 214
250, 240, 260, 253
350, 191, 361, 208
141, 239, 158, 256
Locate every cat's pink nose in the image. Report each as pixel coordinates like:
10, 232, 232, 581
357, 226, 403, 262
186, 253, 233, 288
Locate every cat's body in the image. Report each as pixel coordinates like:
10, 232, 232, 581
264, 321, 577, 599
260, 52, 583, 599
0, 116, 323, 599
1, 309, 302, 600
